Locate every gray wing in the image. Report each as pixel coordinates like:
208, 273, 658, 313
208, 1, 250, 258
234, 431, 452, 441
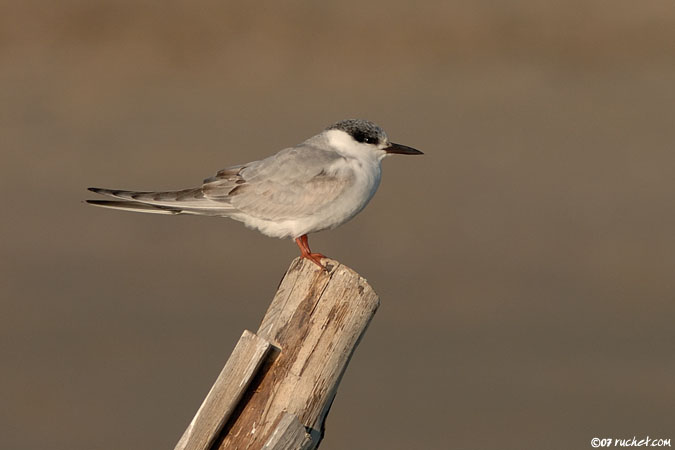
203, 144, 354, 220
88, 144, 353, 219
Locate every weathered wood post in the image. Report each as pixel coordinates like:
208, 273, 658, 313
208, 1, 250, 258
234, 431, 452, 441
174, 257, 380, 450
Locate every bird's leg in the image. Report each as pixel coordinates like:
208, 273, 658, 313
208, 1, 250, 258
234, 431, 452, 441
294, 234, 327, 270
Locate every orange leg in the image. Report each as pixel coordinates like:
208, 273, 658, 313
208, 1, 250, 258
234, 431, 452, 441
294, 234, 327, 270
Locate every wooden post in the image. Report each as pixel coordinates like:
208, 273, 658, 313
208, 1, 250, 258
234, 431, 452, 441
174, 257, 380, 450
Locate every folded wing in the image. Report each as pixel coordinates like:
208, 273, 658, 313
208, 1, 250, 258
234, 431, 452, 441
88, 143, 354, 220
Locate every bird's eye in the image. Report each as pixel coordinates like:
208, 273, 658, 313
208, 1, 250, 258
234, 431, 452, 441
352, 130, 378, 145
353, 131, 366, 143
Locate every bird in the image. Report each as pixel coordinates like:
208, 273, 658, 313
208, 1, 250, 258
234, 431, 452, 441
87, 119, 423, 269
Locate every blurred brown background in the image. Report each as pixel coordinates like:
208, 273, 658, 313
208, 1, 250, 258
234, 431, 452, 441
2, 1, 674, 449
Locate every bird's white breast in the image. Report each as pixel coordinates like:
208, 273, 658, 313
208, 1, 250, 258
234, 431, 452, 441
313, 155, 382, 231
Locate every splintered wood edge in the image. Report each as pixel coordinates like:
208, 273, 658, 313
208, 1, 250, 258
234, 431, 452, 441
258, 257, 379, 343
174, 330, 272, 450
262, 412, 314, 450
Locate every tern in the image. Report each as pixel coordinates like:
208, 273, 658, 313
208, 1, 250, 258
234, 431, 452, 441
87, 119, 423, 269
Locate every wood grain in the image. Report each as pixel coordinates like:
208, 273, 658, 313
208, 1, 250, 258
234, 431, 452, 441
261, 413, 312, 450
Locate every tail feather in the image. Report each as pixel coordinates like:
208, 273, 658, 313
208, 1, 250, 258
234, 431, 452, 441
87, 187, 204, 203
86, 200, 182, 215
86, 186, 236, 216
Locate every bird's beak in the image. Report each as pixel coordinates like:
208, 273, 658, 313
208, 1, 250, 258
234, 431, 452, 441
384, 142, 424, 155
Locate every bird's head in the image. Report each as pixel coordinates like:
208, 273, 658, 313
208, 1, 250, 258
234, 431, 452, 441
323, 119, 423, 160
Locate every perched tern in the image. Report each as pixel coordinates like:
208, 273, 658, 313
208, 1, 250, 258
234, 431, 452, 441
87, 119, 423, 269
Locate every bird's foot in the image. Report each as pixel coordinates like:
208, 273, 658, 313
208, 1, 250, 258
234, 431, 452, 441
295, 235, 329, 271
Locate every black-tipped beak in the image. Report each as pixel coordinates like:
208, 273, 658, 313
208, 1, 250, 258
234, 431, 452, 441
385, 142, 424, 155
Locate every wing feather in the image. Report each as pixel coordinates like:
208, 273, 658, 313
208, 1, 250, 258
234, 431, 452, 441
88, 142, 354, 221
204, 144, 353, 221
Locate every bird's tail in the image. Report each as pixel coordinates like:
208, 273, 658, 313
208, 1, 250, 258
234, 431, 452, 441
86, 187, 230, 216
86, 199, 182, 215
